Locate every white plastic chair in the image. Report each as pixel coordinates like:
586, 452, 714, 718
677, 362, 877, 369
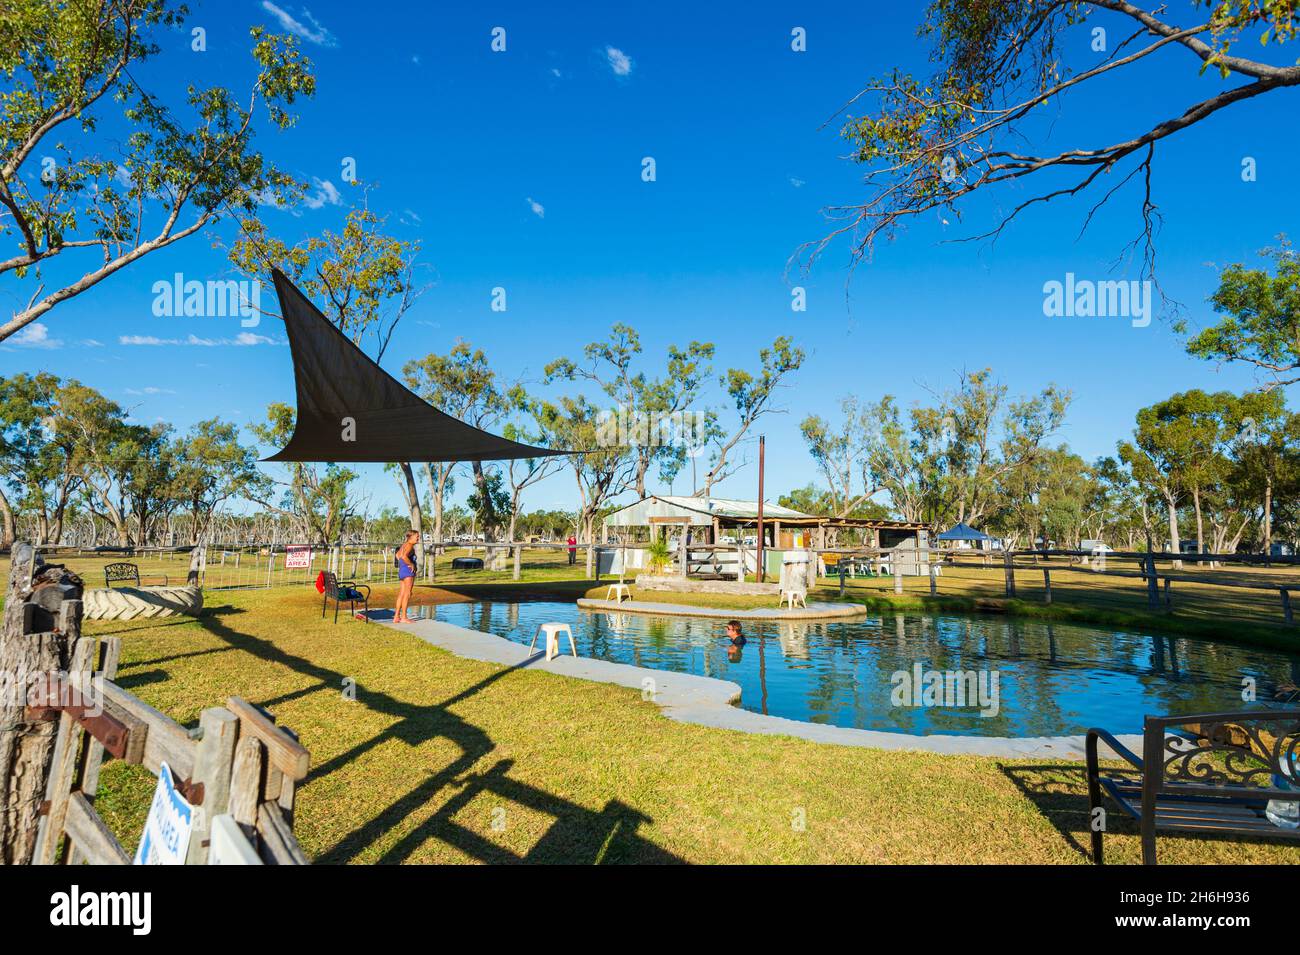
528, 622, 577, 661
779, 588, 807, 609
605, 583, 631, 603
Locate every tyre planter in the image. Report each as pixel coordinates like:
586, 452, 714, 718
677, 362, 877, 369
84, 585, 204, 621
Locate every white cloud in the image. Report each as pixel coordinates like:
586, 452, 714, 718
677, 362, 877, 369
604, 46, 633, 76
82, 338, 105, 347
526, 197, 545, 219
125, 386, 177, 396
119, 333, 282, 347
400, 208, 423, 226
550, 67, 562, 78
788, 177, 805, 188
260, 3, 337, 47
11, 323, 61, 349
302, 177, 342, 210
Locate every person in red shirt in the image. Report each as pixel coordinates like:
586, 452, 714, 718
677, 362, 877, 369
566, 534, 577, 566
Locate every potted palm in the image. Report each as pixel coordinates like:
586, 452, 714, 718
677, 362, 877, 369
646, 537, 672, 576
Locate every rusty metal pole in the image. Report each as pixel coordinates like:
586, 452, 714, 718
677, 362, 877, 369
756, 434, 765, 583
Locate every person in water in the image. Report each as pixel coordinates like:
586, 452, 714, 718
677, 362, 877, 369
394, 530, 419, 623
725, 620, 746, 662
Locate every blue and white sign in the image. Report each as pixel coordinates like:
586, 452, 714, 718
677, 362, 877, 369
133, 762, 195, 865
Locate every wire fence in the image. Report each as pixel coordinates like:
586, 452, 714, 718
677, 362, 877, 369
24, 540, 603, 592
15, 541, 1300, 634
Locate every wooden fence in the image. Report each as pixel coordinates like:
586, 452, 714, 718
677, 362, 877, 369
29, 632, 311, 865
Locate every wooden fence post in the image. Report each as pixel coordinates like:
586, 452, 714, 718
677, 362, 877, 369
1042, 568, 1052, 605
1003, 550, 1016, 598
513, 544, 521, 581
68, 637, 122, 865
928, 555, 937, 596
32, 636, 95, 865
1146, 553, 1160, 610
893, 565, 904, 595
228, 735, 264, 843
185, 707, 239, 864
1282, 588, 1294, 625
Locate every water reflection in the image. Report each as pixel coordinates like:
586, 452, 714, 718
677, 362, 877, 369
424, 601, 1300, 738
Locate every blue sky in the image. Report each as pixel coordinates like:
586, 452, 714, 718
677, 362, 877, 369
4, 1, 1298, 517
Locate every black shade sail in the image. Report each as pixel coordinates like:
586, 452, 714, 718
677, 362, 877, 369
263, 269, 566, 463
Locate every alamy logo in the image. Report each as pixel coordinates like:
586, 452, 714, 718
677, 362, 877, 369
151, 273, 261, 327
890, 663, 1000, 717
597, 405, 708, 455
50, 885, 151, 935
1042, 273, 1151, 328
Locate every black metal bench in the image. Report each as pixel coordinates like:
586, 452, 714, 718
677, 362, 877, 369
1087, 709, 1300, 864
320, 571, 370, 624
104, 562, 167, 589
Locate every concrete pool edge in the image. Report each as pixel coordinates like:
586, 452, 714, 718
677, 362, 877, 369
576, 597, 869, 620
371, 609, 1144, 761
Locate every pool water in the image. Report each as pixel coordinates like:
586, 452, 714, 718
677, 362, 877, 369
414, 601, 1300, 738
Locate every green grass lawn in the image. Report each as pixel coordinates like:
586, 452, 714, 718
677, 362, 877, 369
81, 582, 1300, 864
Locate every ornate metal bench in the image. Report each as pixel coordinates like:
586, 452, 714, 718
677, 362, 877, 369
1087, 710, 1300, 864
320, 571, 370, 624
104, 561, 167, 588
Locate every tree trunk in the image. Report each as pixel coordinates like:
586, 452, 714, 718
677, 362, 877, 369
1192, 486, 1204, 561
582, 511, 596, 578
1264, 473, 1274, 556
1167, 495, 1182, 569
0, 543, 85, 864
0, 487, 14, 551
397, 462, 426, 573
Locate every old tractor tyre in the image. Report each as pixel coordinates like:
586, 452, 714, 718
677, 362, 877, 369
84, 585, 204, 621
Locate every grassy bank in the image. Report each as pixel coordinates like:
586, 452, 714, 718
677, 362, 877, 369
83, 583, 1299, 864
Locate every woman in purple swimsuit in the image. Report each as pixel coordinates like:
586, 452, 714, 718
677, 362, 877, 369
394, 530, 419, 623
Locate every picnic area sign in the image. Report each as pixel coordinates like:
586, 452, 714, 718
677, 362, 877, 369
134, 763, 194, 865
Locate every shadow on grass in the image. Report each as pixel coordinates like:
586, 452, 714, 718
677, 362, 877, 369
189, 601, 683, 864
998, 762, 1300, 863
998, 763, 1097, 862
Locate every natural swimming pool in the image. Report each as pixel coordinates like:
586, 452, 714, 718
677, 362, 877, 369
413, 601, 1300, 738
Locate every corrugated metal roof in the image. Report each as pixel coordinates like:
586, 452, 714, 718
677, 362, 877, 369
647, 496, 813, 520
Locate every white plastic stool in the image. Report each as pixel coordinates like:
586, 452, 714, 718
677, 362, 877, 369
528, 622, 577, 661
605, 583, 631, 603
779, 589, 807, 609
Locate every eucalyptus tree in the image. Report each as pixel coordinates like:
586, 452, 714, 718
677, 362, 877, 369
1230, 389, 1299, 552
251, 402, 359, 546
799, 396, 885, 518
695, 337, 804, 498
234, 191, 427, 557
0, 0, 316, 343
171, 418, 263, 545
500, 387, 564, 543
1184, 240, 1300, 390
404, 341, 511, 547
1118, 390, 1237, 557
546, 324, 715, 500
807, 1, 1300, 287
534, 395, 636, 576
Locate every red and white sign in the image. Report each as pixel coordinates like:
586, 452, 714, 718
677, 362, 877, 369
284, 545, 312, 569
